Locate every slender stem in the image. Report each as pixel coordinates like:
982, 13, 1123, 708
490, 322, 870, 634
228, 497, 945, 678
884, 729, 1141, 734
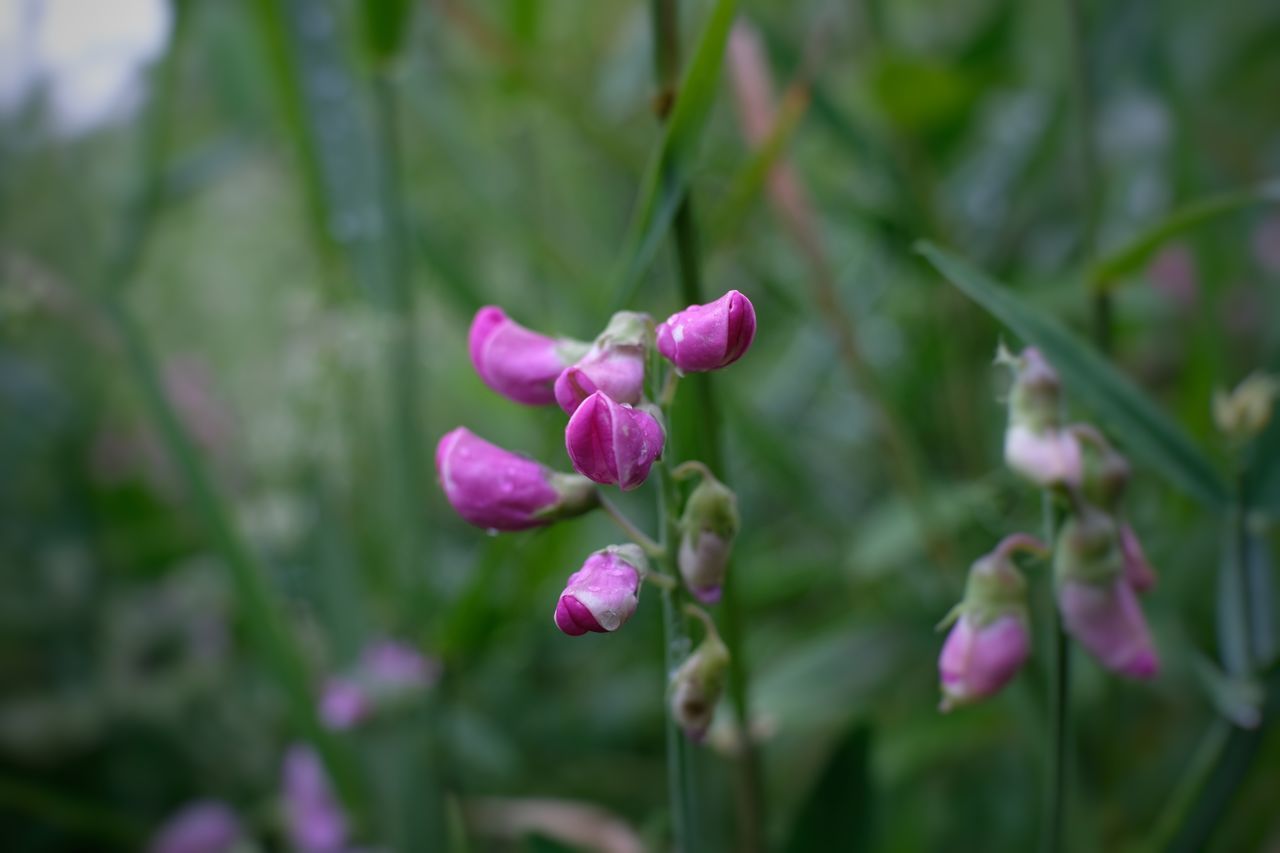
1063, 0, 1107, 349
648, 3, 766, 847
1042, 493, 1068, 853
598, 493, 665, 557
655, 455, 697, 852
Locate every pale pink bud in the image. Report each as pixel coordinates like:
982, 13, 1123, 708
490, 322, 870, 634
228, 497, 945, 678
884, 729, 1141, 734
564, 392, 665, 491
362, 639, 439, 687
1003, 423, 1083, 488
938, 614, 1031, 711
554, 545, 646, 636
282, 745, 348, 853
554, 311, 649, 414
436, 427, 597, 531
679, 532, 731, 604
1058, 576, 1160, 679
1119, 523, 1157, 594
1054, 511, 1159, 679
148, 800, 243, 853
656, 290, 757, 373
468, 306, 587, 405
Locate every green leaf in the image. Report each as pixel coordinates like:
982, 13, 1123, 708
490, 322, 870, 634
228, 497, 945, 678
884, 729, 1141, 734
361, 0, 413, 61
610, 0, 739, 309
917, 242, 1230, 508
784, 723, 876, 853
1089, 182, 1280, 291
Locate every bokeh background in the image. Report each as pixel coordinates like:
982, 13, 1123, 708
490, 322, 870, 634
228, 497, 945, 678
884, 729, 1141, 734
2, 0, 1279, 850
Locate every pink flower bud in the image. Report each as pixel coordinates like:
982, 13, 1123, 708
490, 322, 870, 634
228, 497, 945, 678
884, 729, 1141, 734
148, 800, 243, 853
555, 311, 650, 414
1001, 346, 1063, 430
656, 290, 757, 373
1119, 523, 1157, 594
1058, 576, 1160, 678
554, 545, 646, 636
1004, 424, 1083, 488
282, 745, 348, 853
469, 306, 587, 405
564, 392, 665, 491
1054, 510, 1159, 679
436, 427, 597, 531
938, 613, 1031, 712
936, 536, 1041, 711
318, 641, 441, 732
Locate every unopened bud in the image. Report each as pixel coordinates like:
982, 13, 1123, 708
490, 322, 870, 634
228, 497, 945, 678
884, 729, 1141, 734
469, 306, 588, 406
656, 290, 757, 373
554, 311, 650, 414
1071, 423, 1131, 511
554, 545, 646, 636
938, 535, 1041, 711
676, 466, 739, 604
670, 622, 730, 741
436, 428, 598, 531
1000, 348, 1081, 487
1055, 509, 1159, 679
564, 392, 665, 491
1213, 373, 1279, 443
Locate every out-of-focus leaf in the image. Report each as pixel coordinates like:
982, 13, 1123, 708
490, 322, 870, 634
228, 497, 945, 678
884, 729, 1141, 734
361, 0, 413, 61
1245, 521, 1277, 668
1089, 182, 1280, 292
784, 723, 876, 853
869, 55, 980, 136
611, 0, 740, 308
1191, 654, 1262, 729
918, 242, 1231, 509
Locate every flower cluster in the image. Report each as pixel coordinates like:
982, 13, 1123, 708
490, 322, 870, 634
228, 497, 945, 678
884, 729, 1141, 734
938, 346, 1160, 710
437, 291, 756, 737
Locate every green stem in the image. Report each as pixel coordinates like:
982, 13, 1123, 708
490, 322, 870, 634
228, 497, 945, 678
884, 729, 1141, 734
1063, 0, 1106, 349
599, 493, 665, 557
648, 2, 766, 847
656, 456, 697, 851
1042, 493, 1068, 853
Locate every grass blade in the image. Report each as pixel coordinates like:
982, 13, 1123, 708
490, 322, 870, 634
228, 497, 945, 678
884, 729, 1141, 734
611, 0, 739, 308
1089, 182, 1280, 292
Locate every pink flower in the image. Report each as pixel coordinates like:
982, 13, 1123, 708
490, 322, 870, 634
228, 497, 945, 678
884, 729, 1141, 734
362, 639, 439, 687
1004, 424, 1083, 488
1119, 523, 1157, 594
564, 392, 665, 491
436, 427, 596, 531
938, 614, 1031, 711
656, 290, 757, 373
1058, 576, 1160, 679
468, 306, 585, 405
148, 800, 242, 853
282, 745, 348, 853
554, 545, 645, 636
554, 311, 649, 414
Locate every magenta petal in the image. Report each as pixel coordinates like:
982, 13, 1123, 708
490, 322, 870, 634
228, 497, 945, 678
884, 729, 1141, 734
436, 427, 561, 530
555, 595, 603, 635
553, 548, 643, 637
656, 290, 757, 372
468, 306, 577, 405
564, 392, 663, 490
938, 614, 1030, 709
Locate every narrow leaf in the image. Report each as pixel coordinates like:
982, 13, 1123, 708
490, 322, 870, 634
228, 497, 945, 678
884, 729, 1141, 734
611, 0, 739, 308
784, 723, 876, 853
918, 242, 1230, 508
1089, 182, 1280, 291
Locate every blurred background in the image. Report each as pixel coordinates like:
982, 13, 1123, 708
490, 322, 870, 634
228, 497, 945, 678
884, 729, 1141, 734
2, 0, 1279, 850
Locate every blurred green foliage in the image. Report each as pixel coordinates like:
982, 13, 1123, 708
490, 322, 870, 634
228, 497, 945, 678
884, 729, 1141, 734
1, 0, 1279, 850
